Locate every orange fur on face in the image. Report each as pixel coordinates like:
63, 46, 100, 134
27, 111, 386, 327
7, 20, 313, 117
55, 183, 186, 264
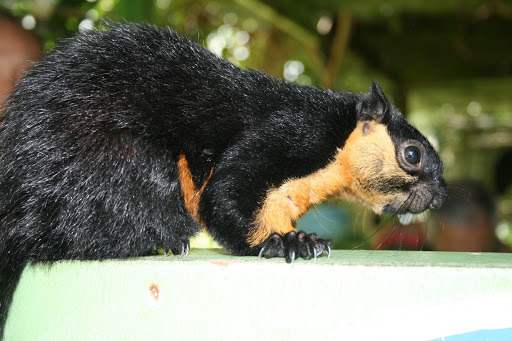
247, 121, 417, 246
337, 120, 417, 212
177, 155, 212, 226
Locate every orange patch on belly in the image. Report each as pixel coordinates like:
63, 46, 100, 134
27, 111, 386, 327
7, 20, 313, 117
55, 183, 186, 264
177, 155, 212, 226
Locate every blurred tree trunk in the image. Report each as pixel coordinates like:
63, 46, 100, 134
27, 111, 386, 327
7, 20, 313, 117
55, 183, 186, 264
261, 27, 288, 77
322, 11, 352, 89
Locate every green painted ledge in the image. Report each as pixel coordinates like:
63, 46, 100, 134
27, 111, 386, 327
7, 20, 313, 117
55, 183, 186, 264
6, 249, 512, 341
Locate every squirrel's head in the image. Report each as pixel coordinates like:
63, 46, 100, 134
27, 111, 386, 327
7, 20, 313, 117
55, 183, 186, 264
338, 81, 446, 220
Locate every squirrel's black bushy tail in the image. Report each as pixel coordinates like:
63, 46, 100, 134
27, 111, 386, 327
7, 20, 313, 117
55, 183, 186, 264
0, 234, 29, 339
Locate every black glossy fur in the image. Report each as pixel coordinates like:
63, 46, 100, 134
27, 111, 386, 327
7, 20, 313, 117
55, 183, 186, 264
0, 23, 442, 335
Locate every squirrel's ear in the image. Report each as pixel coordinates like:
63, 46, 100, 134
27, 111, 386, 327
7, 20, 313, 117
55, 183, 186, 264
356, 81, 390, 123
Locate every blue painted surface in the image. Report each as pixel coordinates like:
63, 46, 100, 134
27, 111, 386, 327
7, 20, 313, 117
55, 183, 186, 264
431, 328, 512, 341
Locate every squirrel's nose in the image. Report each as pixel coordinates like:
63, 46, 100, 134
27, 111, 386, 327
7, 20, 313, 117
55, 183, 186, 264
429, 177, 447, 210
429, 196, 444, 210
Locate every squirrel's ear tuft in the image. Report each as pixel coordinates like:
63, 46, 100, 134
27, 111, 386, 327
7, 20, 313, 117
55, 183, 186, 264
356, 81, 390, 123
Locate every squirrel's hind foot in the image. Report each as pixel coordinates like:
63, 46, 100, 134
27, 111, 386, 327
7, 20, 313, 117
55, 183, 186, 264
165, 239, 190, 257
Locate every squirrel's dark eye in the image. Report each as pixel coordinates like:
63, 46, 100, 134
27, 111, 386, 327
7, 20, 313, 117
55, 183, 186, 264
404, 145, 421, 165
398, 140, 425, 173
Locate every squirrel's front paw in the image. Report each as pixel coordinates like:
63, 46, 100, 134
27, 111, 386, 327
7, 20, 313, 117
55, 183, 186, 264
259, 231, 330, 263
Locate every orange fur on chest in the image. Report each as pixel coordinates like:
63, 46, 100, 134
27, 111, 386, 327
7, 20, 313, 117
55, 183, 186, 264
177, 155, 212, 226
247, 121, 416, 247
248, 152, 345, 246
